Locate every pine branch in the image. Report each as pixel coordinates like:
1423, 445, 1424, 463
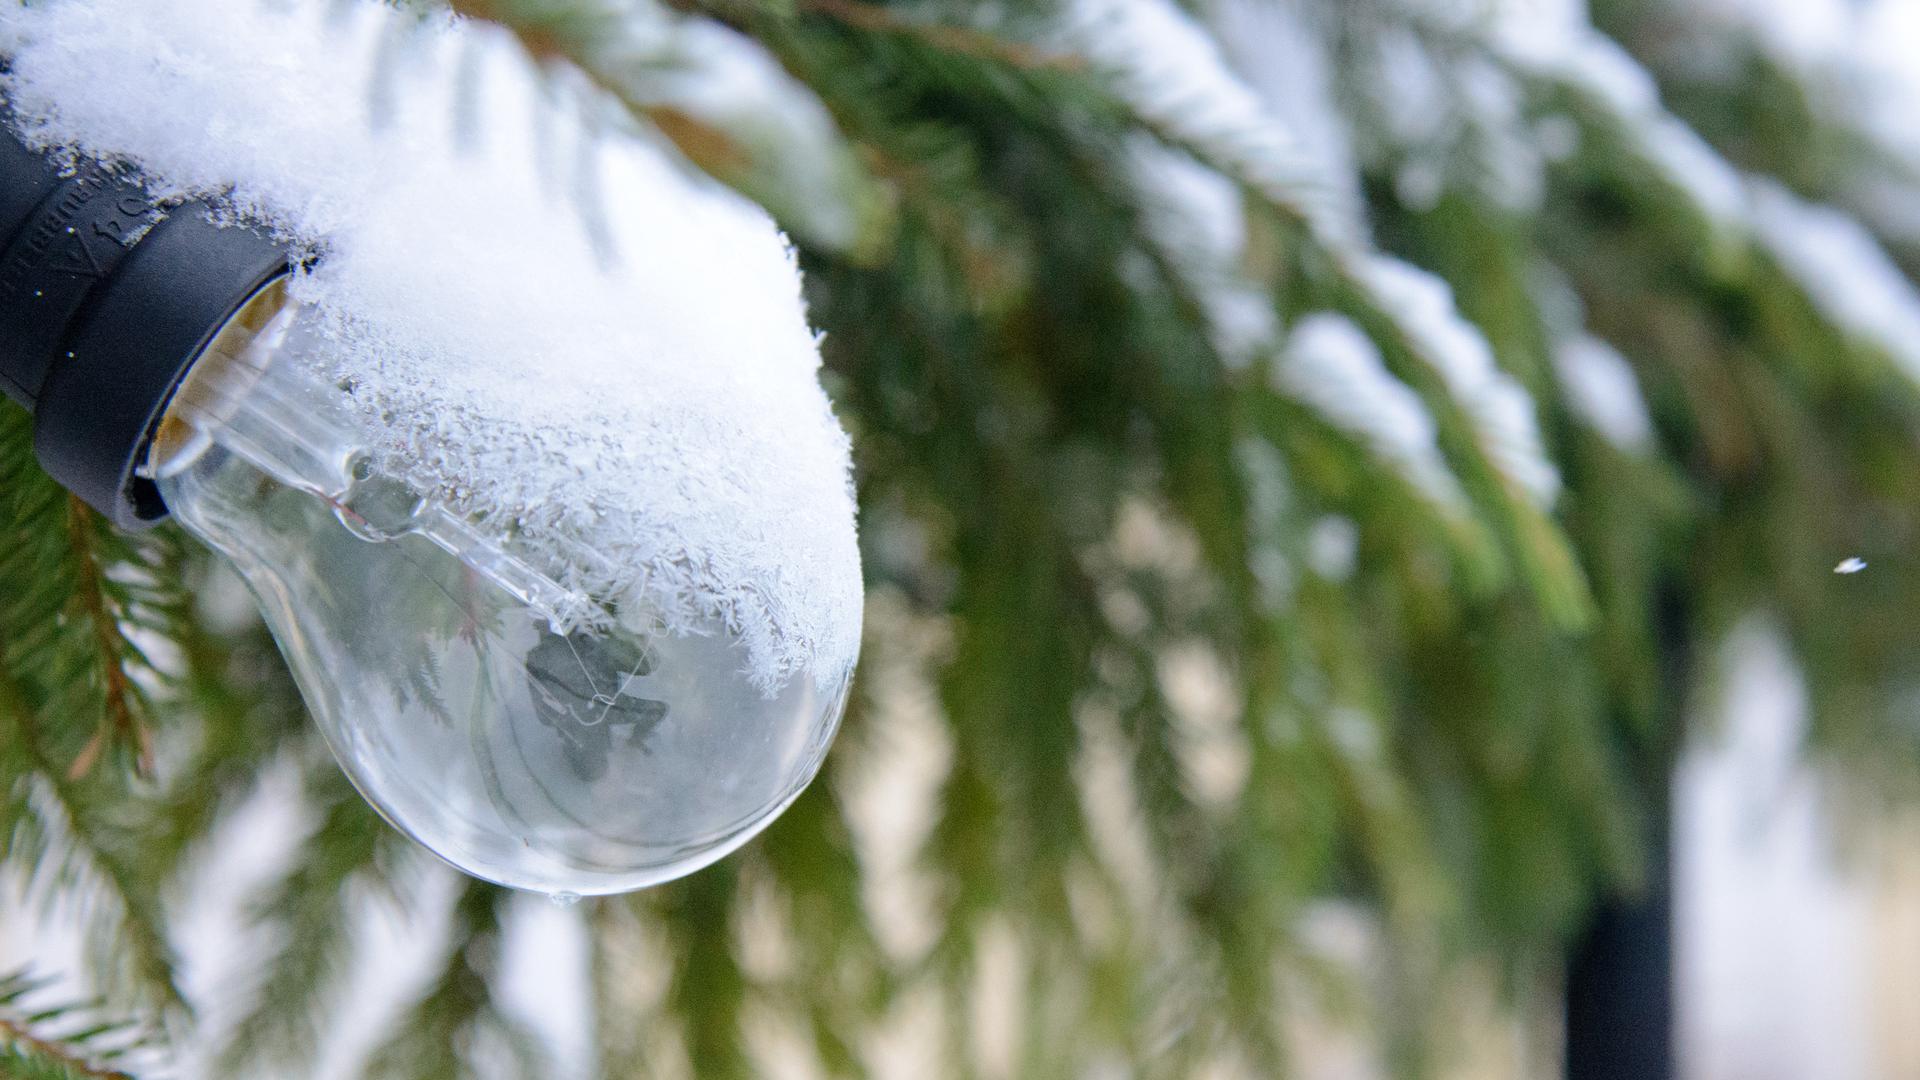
746, 761, 889, 1071
0, 1046, 118, 1080
0, 412, 179, 783
62, 498, 152, 781
791, 0, 1073, 71
361, 881, 544, 1080
0, 1020, 133, 1080
0, 634, 185, 1015
1123, 108, 1594, 627
128, 613, 305, 894
1591, 0, 1920, 259
9, 2, 1920, 1076
447, 0, 890, 254
215, 755, 398, 1078
0, 969, 158, 1080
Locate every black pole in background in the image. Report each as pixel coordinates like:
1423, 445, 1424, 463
1563, 875, 1673, 1080
1565, 590, 1685, 1080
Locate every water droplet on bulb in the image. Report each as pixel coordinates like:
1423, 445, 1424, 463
336, 455, 426, 542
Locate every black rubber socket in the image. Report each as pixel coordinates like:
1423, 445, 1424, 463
0, 119, 289, 529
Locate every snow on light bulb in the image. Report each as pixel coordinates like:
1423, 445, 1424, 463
138, 280, 850, 895
0, 0, 865, 896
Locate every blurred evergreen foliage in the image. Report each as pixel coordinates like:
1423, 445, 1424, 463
5, 0, 1920, 1076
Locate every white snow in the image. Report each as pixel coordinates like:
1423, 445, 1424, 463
558, 10, 871, 252
1699, 0, 1920, 170
1207, 0, 1367, 241
1335, 0, 1557, 214
1485, 0, 1920, 397
1749, 180, 1920, 385
1304, 514, 1360, 582
1489, 0, 1751, 225
1064, 0, 1353, 240
1371, 23, 1454, 152
0, 0, 863, 692
1684, 0, 1856, 72
1494, 0, 1658, 112
1360, 8, 1553, 213
1531, 266, 1658, 452
1128, 139, 1279, 365
1552, 335, 1656, 451
1456, 53, 1550, 213
1352, 256, 1562, 504
1639, 117, 1749, 226
1276, 312, 1469, 511
1642, 0, 1920, 251
1071, 0, 1561, 514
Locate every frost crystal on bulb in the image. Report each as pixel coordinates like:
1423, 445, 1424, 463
0, 0, 862, 894
0, 0, 861, 694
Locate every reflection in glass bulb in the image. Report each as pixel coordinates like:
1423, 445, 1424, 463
145, 279, 851, 895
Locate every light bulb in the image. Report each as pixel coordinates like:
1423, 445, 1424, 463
142, 277, 853, 896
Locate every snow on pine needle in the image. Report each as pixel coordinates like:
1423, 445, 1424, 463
1063, 0, 1561, 517
1748, 181, 1920, 387
1060, 0, 1355, 242
1276, 313, 1473, 511
1350, 256, 1562, 505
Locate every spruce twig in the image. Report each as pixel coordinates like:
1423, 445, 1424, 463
793, 0, 1075, 71
62, 497, 152, 780
0, 1016, 134, 1080
0, 968, 157, 1080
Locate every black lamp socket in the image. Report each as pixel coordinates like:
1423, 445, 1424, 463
0, 116, 290, 529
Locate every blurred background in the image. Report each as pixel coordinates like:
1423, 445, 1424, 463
12, 0, 1920, 1077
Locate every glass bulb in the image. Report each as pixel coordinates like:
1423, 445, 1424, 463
145, 279, 852, 896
